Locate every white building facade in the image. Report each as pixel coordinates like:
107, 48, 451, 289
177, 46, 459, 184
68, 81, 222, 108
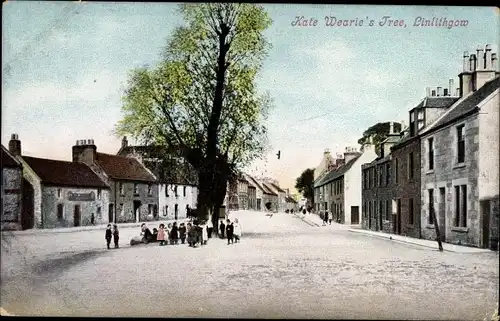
159, 184, 198, 220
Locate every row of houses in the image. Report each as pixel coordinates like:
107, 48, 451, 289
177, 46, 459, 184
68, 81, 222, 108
314, 44, 499, 250
1, 136, 198, 230
225, 173, 298, 213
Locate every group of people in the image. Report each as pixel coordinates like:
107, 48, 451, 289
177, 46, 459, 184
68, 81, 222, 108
105, 224, 119, 249
218, 218, 242, 245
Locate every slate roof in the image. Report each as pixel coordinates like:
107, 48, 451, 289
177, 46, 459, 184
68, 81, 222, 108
315, 155, 361, 187
285, 196, 297, 203
423, 76, 500, 135
269, 182, 286, 193
22, 156, 109, 188
261, 182, 278, 196
1, 145, 21, 168
247, 175, 266, 193
415, 97, 459, 109
96, 153, 156, 183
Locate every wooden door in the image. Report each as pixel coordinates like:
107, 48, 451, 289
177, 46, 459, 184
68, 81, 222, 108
351, 206, 360, 224
74, 205, 81, 227
108, 204, 114, 223
439, 188, 446, 242
481, 200, 491, 249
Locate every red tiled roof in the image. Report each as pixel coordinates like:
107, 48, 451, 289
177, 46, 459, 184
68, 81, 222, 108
22, 156, 109, 188
1, 145, 21, 168
96, 152, 156, 182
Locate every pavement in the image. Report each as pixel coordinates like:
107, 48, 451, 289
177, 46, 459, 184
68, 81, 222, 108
348, 227, 493, 253
1, 210, 498, 319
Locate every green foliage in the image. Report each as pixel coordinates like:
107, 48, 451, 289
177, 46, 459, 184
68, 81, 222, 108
295, 168, 315, 202
115, 3, 273, 175
357, 122, 402, 155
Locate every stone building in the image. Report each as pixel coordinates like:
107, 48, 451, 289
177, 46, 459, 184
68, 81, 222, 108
313, 149, 337, 182
226, 179, 239, 211
246, 175, 265, 211
361, 124, 401, 233
314, 144, 377, 225
72, 139, 158, 224
419, 45, 499, 249
237, 175, 249, 210
1, 144, 23, 230
117, 137, 197, 220
260, 181, 278, 212
265, 180, 287, 212
7, 135, 110, 229
390, 86, 459, 238
247, 183, 257, 210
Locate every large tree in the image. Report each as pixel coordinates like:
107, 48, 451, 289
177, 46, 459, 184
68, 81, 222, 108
295, 168, 315, 204
357, 122, 402, 155
115, 4, 272, 222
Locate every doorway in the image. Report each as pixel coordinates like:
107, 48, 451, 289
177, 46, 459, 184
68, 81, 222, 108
73, 205, 81, 227
481, 200, 491, 249
439, 188, 447, 242
108, 204, 114, 223
351, 206, 360, 224
174, 204, 179, 220
257, 199, 261, 211
21, 178, 35, 230
133, 200, 141, 223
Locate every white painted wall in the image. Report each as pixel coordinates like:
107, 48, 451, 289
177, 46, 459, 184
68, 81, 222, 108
343, 145, 377, 225
159, 184, 198, 220
478, 89, 499, 200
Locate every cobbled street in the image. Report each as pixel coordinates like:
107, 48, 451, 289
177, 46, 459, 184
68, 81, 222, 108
1, 211, 498, 319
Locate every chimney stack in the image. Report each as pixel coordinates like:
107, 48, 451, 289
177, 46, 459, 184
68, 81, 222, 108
436, 86, 442, 97
463, 51, 470, 72
72, 139, 97, 165
8, 133, 21, 156
448, 78, 454, 95
389, 122, 394, 135
344, 146, 359, 163
469, 54, 477, 72
122, 136, 128, 148
484, 44, 492, 69
476, 46, 484, 70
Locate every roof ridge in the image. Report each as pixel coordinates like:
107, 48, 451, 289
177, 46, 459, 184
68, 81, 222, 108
22, 155, 81, 165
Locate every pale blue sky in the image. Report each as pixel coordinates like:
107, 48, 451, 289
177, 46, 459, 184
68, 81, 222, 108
2, 2, 499, 191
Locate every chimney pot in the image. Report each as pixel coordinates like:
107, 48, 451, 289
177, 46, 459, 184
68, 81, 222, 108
492, 53, 497, 70
463, 51, 470, 72
456, 87, 460, 96
469, 54, 477, 71
8, 133, 21, 156
389, 122, 394, 134
431, 90, 436, 96
426, 87, 431, 97
443, 88, 448, 96
448, 79, 454, 95
437, 87, 442, 96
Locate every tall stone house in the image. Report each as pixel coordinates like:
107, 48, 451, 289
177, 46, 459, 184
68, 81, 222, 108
1, 144, 23, 230
7, 135, 110, 229
361, 123, 401, 233
72, 139, 158, 224
117, 137, 198, 220
419, 45, 499, 249
314, 144, 377, 225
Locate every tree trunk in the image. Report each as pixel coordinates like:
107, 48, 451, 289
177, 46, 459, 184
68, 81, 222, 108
196, 166, 213, 221
430, 209, 444, 252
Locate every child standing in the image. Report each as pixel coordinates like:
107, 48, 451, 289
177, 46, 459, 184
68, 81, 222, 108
113, 224, 119, 248
166, 223, 173, 245
105, 224, 112, 249
171, 222, 179, 245
187, 223, 196, 247
219, 220, 226, 238
179, 223, 187, 244
233, 218, 242, 243
157, 224, 166, 246
226, 219, 234, 245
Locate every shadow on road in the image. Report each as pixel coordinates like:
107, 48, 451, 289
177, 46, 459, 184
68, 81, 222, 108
31, 250, 106, 280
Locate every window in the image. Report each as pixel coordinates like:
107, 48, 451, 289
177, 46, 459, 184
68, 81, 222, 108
395, 159, 399, 184
134, 183, 139, 194
57, 204, 64, 220
363, 170, 368, 189
165, 185, 169, 197
408, 152, 414, 179
97, 188, 102, 200
164, 205, 168, 216
454, 185, 468, 227
379, 200, 384, 220
119, 203, 124, 216
119, 183, 124, 195
147, 184, 152, 195
97, 206, 102, 219
174, 204, 179, 218
57, 188, 62, 198
378, 165, 384, 187
428, 189, 434, 224
385, 200, 391, 221
386, 163, 391, 185
148, 204, 153, 216
174, 185, 178, 197
183, 186, 187, 197
428, 138, 434, 170
457, 125, 465, 164
409, 198, 414, 225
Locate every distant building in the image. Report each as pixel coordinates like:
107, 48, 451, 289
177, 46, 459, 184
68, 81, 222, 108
265, 180, 287, 212
1, 144, 23, 230
72, 139, 158, 224
260, 181, 278, 212
7, 135, 110, 229
246, 175, 266, 211
314, 143, 377, 225
117, 137, 197, 220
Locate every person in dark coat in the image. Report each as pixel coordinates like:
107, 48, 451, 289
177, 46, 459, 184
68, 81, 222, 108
141, 223, 153, 243
91, 213, 95, 226
113, 224, 119, 248
171, 222, 179, 245
179, 223, 187, 244
219, 220, 226, 238
226, 219, 234, 245
105, 224, 112, 249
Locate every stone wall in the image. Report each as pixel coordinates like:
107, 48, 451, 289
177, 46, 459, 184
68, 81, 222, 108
392, 138, 422, 238
21, 162, 43, 228
110, 180, 159, 223
1, 167, 22, 230
41, 186, 110, 228
420, 114, 481, 247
